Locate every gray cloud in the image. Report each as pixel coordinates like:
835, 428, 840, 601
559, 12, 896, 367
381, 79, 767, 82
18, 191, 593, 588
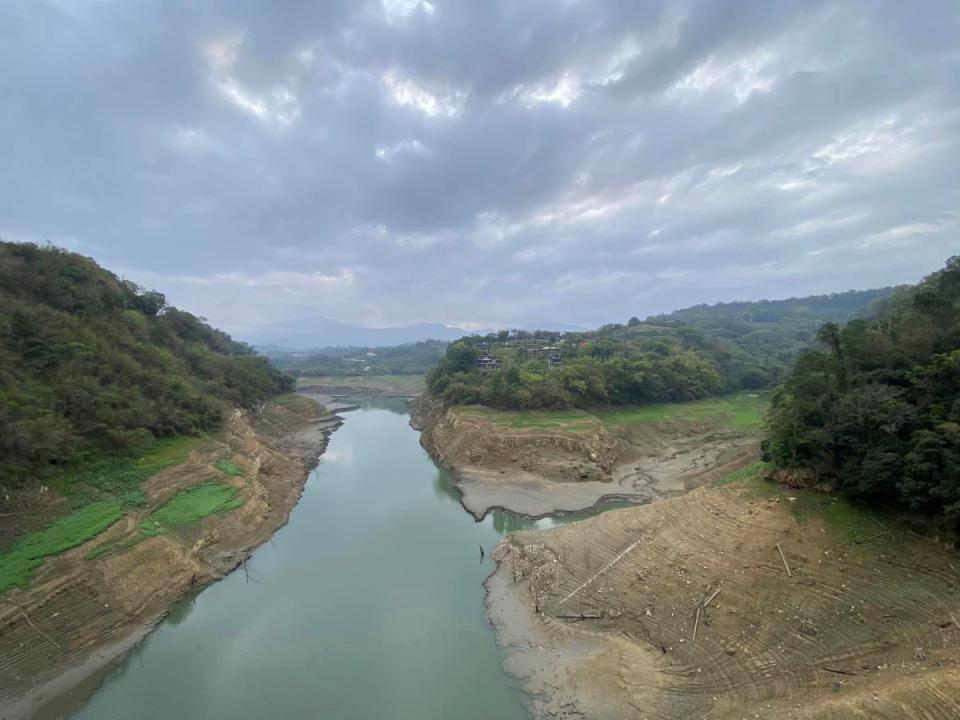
1, 0, 958, 336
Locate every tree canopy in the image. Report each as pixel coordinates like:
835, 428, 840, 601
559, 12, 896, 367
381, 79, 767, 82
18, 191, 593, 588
765, 257, 960, 524
425, 289, 894, 411
0, 241, 293, 486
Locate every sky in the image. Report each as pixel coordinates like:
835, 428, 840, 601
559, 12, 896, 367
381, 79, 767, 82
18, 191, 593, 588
1, 0, 958, 338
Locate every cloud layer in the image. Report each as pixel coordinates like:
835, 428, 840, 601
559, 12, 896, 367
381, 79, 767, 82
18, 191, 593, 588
1, 0, 958, 336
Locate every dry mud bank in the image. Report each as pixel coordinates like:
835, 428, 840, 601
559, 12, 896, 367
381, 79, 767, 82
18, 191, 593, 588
488, 482, 960, 720
412, 396, 758, 519
0, 396, 341, 720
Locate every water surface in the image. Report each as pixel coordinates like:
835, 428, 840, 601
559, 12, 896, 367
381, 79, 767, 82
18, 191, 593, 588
74, 398, 540, 719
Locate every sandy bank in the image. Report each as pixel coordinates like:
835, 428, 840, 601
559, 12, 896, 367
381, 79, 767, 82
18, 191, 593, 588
0, 395, 342, 720
487, 483, 960, 719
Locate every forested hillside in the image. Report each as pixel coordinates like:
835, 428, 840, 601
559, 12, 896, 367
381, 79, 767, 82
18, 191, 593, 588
765, 257, 960, 524
0, 241, 292, 485
426, 289, 892, 411
650, 287, 896, 367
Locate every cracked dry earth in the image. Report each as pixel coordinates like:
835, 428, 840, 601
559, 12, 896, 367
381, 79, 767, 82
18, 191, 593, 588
488, 484, 960, 720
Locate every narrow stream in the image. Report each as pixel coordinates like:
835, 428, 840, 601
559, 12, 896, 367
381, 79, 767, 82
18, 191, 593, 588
72, 397, 589, 719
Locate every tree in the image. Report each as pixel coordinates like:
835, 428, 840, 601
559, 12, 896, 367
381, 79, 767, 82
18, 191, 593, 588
765, 256, 960, 525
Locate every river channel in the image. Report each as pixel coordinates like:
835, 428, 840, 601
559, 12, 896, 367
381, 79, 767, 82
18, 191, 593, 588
73, 397, 583, 719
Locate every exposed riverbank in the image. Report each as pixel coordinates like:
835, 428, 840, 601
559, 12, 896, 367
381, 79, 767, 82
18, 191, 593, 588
0, 395, 341, 720
413, 393, 960, 716
67, 396, 531, 720
411, 394, 761, 519
485, 468, 960, 719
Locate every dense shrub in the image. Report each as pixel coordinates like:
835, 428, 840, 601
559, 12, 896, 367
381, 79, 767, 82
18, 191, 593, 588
425, 289, 891, 412
765, 257, 960, 524
0, 241, 293, 485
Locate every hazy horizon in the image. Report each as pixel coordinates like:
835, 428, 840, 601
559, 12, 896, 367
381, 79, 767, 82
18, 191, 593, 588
2, 0, 957, 337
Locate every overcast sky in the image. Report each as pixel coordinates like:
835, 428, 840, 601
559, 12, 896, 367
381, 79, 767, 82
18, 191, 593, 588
2, 0, 958, 336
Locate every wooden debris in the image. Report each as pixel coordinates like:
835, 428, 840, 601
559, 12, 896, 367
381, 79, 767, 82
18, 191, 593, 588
776, 543, 792, 577
704, 586, 722, 607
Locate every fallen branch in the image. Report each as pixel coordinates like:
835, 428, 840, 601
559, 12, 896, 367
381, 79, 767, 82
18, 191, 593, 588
776, 544, 792, 577
691, 605, 701, 643
823, 666, 857, 676
704, 586, 722, 608
555, 611, 602, 622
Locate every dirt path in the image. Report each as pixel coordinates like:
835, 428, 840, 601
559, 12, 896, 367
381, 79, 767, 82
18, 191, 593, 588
0, 396, 341, 720
488, 483, 960, 719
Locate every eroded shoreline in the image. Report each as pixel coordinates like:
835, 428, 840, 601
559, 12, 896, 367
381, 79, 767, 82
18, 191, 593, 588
483, 476, 960, 720
411, 395, 758, 520
415, 395, 960, 718
0, 395, 342, 720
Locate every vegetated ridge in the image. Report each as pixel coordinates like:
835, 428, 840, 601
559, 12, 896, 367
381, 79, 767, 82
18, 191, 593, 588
425, 287, 895, 411
766, 255, 960, 528
0, 240, 293, 487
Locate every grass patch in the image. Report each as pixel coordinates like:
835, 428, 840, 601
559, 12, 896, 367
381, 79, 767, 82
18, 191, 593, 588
1, 435, 212, 590
214, 459, 245, 477
596, 393, 767, 431
716, 461, 770, 486
458, 393, 767, 436
47, 434, 208, 508
457, 406, 600, 433
733, 470, 895, 550
140, 482, 243, 536
0, 501, 124, 591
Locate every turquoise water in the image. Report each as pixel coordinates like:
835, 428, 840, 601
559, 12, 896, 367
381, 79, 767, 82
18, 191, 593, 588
72, 398, 540, 719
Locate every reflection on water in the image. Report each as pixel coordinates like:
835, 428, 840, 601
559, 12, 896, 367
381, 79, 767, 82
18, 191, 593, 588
72, 397, 632, 720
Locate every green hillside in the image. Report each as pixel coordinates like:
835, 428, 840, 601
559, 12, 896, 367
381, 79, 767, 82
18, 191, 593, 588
765, 256, 960, 524
425, 289, 893, 411
0, 241, 293, 486
649, 287, 897, 368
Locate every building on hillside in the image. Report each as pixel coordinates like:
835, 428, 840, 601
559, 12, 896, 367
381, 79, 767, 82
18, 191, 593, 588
547, 350, 563, 369
477, 355, 502, 371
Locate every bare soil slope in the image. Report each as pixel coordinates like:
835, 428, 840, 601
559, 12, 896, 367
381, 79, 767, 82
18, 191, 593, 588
414, 395, 760, 519
489, 474, 960, 719
0, 396, 340, 720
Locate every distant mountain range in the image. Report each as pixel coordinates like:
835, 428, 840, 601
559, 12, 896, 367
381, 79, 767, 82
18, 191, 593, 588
244, 317, 590, 350
245, 317, 471, 350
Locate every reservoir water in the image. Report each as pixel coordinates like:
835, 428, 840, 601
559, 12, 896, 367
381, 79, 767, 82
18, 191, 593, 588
72, 397, 546, 719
